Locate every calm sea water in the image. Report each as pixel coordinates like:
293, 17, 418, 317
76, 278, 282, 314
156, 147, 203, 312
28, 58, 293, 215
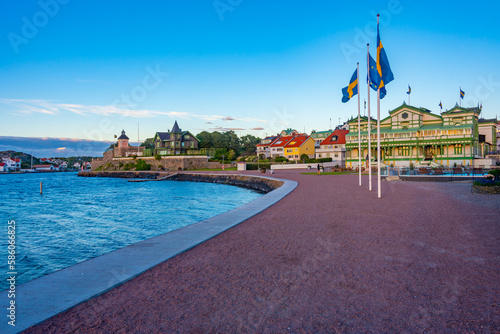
0, 172, 262, 289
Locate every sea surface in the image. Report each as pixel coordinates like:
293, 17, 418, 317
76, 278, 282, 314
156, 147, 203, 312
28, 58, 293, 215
0, 172, 262, 289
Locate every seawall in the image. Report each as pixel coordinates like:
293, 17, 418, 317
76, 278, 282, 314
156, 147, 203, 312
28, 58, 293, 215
78, 171, 284, 193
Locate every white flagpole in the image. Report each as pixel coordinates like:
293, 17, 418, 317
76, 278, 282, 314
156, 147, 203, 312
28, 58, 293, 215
377, 17, 382, 198
357, 62, 361, 186
377, 87, 382, 198
367, 44, 372, 191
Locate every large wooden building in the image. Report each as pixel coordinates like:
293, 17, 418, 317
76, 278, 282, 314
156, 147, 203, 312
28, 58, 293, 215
153, 121, 199, 155
345, 103, 497, 168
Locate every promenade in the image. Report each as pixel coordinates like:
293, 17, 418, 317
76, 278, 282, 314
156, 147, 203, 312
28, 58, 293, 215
26, 170, 499, 333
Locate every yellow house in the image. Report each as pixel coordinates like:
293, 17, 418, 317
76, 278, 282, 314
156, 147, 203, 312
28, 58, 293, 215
284, 135, 315, 161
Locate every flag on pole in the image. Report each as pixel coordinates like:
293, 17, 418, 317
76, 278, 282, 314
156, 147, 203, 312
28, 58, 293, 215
460, 88, 465, 99
341, 68, 358, 103
376, 21, 394, 89
114, 134, 117, 138
368, 54, 386, 98
439, 102, 443, 109
407, 85, 411, 94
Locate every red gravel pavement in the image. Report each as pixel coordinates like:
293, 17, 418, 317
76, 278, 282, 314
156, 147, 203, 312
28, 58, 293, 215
25, 170, 499, 333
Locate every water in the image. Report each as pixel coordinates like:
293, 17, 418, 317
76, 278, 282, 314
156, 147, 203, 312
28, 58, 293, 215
0, 172, 262, 289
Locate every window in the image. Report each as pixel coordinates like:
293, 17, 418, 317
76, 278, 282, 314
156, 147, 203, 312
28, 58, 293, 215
399, 146, 409, 156
454, 144, 462, 155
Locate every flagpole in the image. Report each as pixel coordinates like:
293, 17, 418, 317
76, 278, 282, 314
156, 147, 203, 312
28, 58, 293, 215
377, 15, 382, 198
377, 84, 382, 198
367, 43, 372, 191
357, 62, 361, 186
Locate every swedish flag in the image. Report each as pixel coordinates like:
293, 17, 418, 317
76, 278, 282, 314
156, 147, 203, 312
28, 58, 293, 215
407, 85, 411, 94
341, 68, 358, 103
439, 102, 443, 109
368, 54, 386, 99
377, 21, 394, 89
460, 89, 465, 99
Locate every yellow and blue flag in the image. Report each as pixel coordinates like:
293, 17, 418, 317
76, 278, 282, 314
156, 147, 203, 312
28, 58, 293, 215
368, 54, 386, 99
460, 88, 465, 99
407, 85, 411, 94
376, 21, 394, 89
341, 68, 358, 103
439, 101, 443, 109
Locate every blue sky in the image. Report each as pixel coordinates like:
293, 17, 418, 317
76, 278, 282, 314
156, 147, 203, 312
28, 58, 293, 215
1, 0, 499, 157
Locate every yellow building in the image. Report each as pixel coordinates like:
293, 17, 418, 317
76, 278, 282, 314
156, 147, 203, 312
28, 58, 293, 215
283, 135, 315, 161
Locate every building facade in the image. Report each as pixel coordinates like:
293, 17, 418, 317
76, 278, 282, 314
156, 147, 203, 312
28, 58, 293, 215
345, 103, 497, 168
153, 121, 199, 156
256, 136, 279, 158
283, 135, 315, 161
316, 128, 349, 166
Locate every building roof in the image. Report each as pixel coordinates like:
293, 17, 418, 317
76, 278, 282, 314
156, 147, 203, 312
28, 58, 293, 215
256, 136, 279, 147
0, 163, 5, 166
117, 130, 129, 140
284, 135, 310, 148
310, 130, 333, 138
270, 136, 294, 148
478, 118, 497, 124
156, 132, 172, 141
320, 129, 349, 145
33, 164, 53, 168
171, 121, 181, 133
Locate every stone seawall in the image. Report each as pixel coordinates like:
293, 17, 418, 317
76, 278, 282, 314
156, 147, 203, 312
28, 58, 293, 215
91, 156, 209, 171
78, 171, 283, 193
168, 173, 283, 193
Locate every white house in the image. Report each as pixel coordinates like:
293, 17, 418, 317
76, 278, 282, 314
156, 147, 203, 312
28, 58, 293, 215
33, 164, 55, 171
1, 158, 21, 171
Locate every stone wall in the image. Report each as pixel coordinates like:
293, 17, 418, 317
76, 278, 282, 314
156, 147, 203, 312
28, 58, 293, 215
472, 185, 500, 194
91, 156, 208, 171
169, 173, 283, 193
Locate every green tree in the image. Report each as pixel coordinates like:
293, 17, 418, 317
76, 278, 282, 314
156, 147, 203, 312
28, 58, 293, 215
240, 134, 261, 155
141, 138, 154, 150
196, 131, 213, 148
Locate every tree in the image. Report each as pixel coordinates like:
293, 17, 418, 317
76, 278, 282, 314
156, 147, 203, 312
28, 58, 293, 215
240, 134, 261, 155
196, 131, 213, 148
141, 138, 154, 150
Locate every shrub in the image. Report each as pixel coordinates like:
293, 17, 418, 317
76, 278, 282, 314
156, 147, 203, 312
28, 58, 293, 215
155, 154, 161, 161
136, 159, 151, 171
274, 156, 288, 163
473, 179, 500, 187
246, 163, 271, 170
488, 169, 500, 181
123, 162, 135, 170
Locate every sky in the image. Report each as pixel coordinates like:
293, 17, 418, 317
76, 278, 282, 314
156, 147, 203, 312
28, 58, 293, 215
1, 0, 499, 157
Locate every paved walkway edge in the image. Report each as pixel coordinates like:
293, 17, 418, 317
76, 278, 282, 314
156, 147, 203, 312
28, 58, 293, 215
2, 176, 297, 334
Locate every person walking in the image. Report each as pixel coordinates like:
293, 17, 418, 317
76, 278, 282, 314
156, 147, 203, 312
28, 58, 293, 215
317, 163, 321, 175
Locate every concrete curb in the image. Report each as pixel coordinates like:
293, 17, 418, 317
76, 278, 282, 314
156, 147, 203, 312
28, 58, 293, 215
1, 176, 297, 333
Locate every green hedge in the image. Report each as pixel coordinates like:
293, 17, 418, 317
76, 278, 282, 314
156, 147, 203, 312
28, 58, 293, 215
246, 163, 272, 170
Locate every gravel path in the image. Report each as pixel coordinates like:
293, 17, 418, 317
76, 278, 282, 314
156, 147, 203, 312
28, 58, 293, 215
25, 171, 500, 333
